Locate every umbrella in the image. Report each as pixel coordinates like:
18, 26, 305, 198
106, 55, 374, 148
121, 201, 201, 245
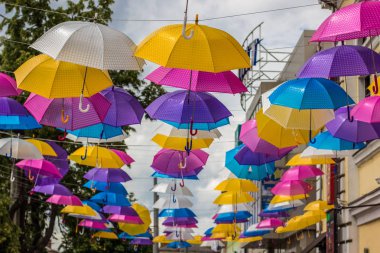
310, 1, 380, 42
151, 171, 200, 180
90, 192, 131, 206
164, 117, 230, 131
167, 232, 194, 241
271, 180, 313, 196
163, 216, 198, 226
269, 78, 354, 110
69, 146, 125, 168
310, 131, 365, 151
216, 204, 250, 214
109, 214, 143, 224
281, 166, 323, 181
31, 184, 71, 196
257, 218, 284, 229
84, 168, 131, 183
259, 211, 289, 218
153, 235, 173, 244
0, 97, 31, 115
286, 154, 335, 166
65, 123, 128, 143
256, 110, 320, 148
135, 17, 249, 72
213, 192, 254, 205
153, 196, 193, 209
110, 149, 134, 166
46, 194, 82, 206
304, 200, 334, 212
159, 208, 196, 218
270, 194, 309, 204
16, 159, 62, 179
267, 200, 305, 211
297, 45, 380, 78
151, 182, 193, 196
119, 203, 151, 235
156, 126, 222, 139
31, 21, 144, 70
238, 236, 263, 243
215, 178, 258, 192
234, 144, 292, 166
167, 241, 192, 249
44, 141, 69, 176
146, 90, 232, 123
352, 96, 380, 123
0, 138, 43, 159
83, 181, 128, 194
262, 88, 334, 130
327, 106, 380, 143
300, 146, 355, 159
24, 93, 110, 131
92, 231, 118, 239
152, 134, 213, 150
15, 54, 112, 98
0, 73, 22, 97
0, 115, 41, 130
101, 205, 137, 215
131, 238, 153, 245
100, 87, 145, 126
25, 139, 57, 157
61, 205, 97, 217
214, 211, 252, 224
146, 67, 247, 94
187, 235, 203, 245
79, 220, 109, 230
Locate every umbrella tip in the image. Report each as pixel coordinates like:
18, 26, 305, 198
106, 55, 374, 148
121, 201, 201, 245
195, 14, 199, 25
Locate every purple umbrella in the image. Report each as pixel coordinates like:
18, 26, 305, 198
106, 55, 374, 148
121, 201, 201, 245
326, 106, 380, 142
258, 211, 289, 218
0, 97, 30, 115
146, 90, 232, 124
24, 93, 111, 131
100, 87, 144, 126
45, 141, 69, 176
101, 205, 139, 216
31, 183, 72, 196
0, 73, 22, 97
297, 45, 380, 78
84, 168, 132, 183
234, 145, 292, 165
108, 214, 143, 224
163, 217, 198, 226
151, 167, 203, 178
131, 238, 152, 245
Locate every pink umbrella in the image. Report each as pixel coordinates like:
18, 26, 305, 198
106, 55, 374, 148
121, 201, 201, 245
281, 166, 323, 181
146, 67, 247, 94
351, 96, 380, 123
311, 1, 380, 42
79, 220, 108, 230
16, 159, 62, 179
256, 218, 284, 229
108, 214, 143, 224
0, 73, 22, 97
271, 180, 313, 196
111, 149, 134, 165
24, 93, 111, 131
46, 194, 83, 206
239, 120, 295, 155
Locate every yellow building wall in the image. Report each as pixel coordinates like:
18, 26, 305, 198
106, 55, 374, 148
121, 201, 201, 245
358, 219, 380, 252
358, 152, 380, 196
340, 0, 355, 8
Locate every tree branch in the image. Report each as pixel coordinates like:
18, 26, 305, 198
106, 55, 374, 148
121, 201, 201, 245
35, 205, 58, 252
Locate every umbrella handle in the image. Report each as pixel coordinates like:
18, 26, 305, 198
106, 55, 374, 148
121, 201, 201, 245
176, 231, 180, 237
189, 119, 197, 136
184, 138, 192, 155
28, 170, 35, 181
178, 157, 187, 169
79, 227, 85, 235
58, 130, 67, 141
10, 170, 15, 182
373, 74, 379, 94
179, 178, 185, 187
346, 105, 354, 122
171, 183, 177, 191
172, 195, 177, 203
309, 130, 316, 144
79, 94, 90, 113
81, 145, 88, 160
61, 109, 70, 123
182, 0, 195, 40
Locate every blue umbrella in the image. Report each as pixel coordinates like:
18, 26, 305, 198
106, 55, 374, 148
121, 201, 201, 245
151, 172, 199, 180
82, 200, 102, 212
159, 208, 196, 218
242, 230, 271, 237
167, 241, 192, 249
118, 232, 135, 240
310, 131, 365, 150
269, 78, 355, 109
215, 211, 252, 223
262, 206, 293, 213
83, 181, 128, 195
163, 117, 230, 130
0, 115, 41, 130
204, 227, 214, 236
63, 123, 127, 143
90, 192, 131, 206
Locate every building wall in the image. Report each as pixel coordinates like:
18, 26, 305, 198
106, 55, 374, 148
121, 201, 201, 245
358, 218, 380, 253
357, 152, 380, 196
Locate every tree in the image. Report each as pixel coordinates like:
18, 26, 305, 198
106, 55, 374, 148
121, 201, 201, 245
0, 1, 164, 252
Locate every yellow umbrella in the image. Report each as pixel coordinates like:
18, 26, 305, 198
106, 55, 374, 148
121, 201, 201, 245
187, 235, 203, 245
15, 54, 112, 98
302, 210, 327, 221
153, 235, 173, 244
92, 231, 118, 239
256, 110, 320, 148
135, 17, 250, 73
26, 139, 57, 156
69, 146, 124, 168
213, 224, 241, 234
304, 200, 334, 211
270, 194, 309, 205
223, 236, 240, 242
238, 236, 263, 243
213, 192, 254, 205
119, 203, 151, 235
286, 154, 335, 166
215, 179, 258, 192
152, 134, 213, 150
61, 205, 96, 217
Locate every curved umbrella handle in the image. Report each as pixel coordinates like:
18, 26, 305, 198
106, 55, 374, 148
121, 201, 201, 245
309, 129, 316, 144
61, 109, 70, 124
373, 74, 379, 94
58, 129, 67, 141
79, 227, 85, 235
171, 183, 177, 191
189, 120, 198, 136
28, 170, 35, 181
172, 195, 177, 203
184, 138, 193, 155
179, 178, 185, 187
176, 230, 180, 237
182, 0, 194, 40
81, 145, 88, 160
346, 105, 354, 122
79, 94, 90, 113
178, 157, 187, 169
10, 170, 15, 182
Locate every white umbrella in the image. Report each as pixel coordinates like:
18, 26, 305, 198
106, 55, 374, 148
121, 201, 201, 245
164, 227, 194, 234
216, 203, 250, 214
201, 240, 224, 249
151, 182, 193, 197
31, 21, 144, 70
156, 125, 222, 139
301, 146, 355, 158
246, 222, 273, 232
153, 195, 193, 209
68, 210, 103, 221
66, 130, 128, 143
266, 200, 304, 211
167, 231, 194, 240
0, 138, 43, 159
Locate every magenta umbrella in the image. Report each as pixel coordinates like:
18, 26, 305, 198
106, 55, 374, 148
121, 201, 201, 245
271, 180, 313, 196
351, 96, 380, 123
24, 93, 110, 131
79, 220, 108, 230
16, 159, 62, 179
0, 73, 22, 97
108, 214, 143, 224
46, 194, 82, 206
146, 67, 247, 94
256, 218, 284, 229
111, 149, 134, 165
281, 166, 323, 181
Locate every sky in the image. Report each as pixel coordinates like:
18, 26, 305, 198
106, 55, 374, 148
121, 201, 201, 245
107, 0, 331, 235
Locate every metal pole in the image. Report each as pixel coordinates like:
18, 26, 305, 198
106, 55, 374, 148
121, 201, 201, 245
153, 177, 159, 253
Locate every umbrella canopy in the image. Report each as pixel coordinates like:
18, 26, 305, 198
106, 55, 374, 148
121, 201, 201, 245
238, 236, 263, 243
213, 192, 255, 205
153, 196, 193, 209
111, 149, 134, 166
61, 205, 97, 217
159, 208, 196, 218
156, 126, 222, 139
257, 218, 284, 229
271, 180, 313, 196
146, 67, 247, 94
69, 146, 125, 168
84, 168, 131, 183
214, 211, 252, 224
79, 219, 109, 230
108, 214, 143, 224
93, 231, 118, 239
46, 194, 82, 206
15, 54, 112, 98
0, 73, 22, 97
167, 241, 191, 249
153, 235, 173, 244
90, 192, 131, 206
266, 200, 305, 211
281, 166, 323, 181
187, 235, 203, 245
234, 144, 293, 166
131, 238, 153, 245
135, 20, 250, 72
327, 106, 380, 143
215, 178, 258, 192
30, 21, 144, 70
151, 171, 200, 180
0, 138, 43, 159
146, 90, 232, 123
65, 123, 128, 143
164, 118, 230, 131
167, 232, 194, 241
25, 139, 57, 157
259, 211, 289, 218
0, 97, 31, 116
286, 154, 335, 166
44, 141, 69, 176
270, 194, 309, 205
0, 115, 41, 130
310, 131, 365, 151
310, 1, 380, 42
216, 204, 250, 214
304, 200, 334, 212
352, 96, 380, 123
152, 134, 213, 151
32, 183, 71, 196
101, 205, 138, 216
151, 182, 193, 196
298, 45, 380, 78
162, 217, 198, 227
301, 146, 355, 159
25, 93, 110, 131
83, 181, 128, 194
119, 203, 151, 235
269, 78, 354, 110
